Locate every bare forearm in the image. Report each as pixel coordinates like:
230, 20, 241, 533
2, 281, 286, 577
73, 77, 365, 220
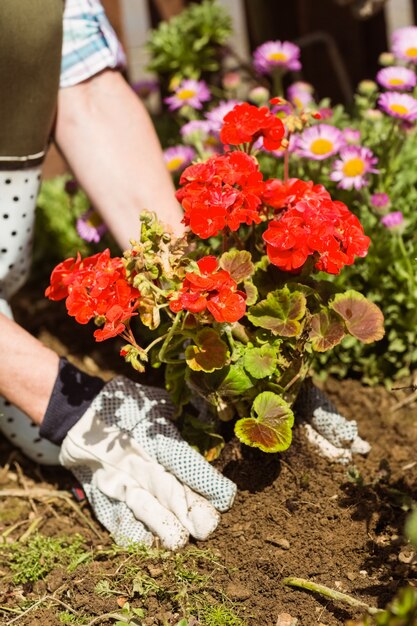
54, 70, 185, 249
0, 314, 59, 424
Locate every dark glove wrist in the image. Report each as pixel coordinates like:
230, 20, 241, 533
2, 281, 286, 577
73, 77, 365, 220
39, 357, 105, 445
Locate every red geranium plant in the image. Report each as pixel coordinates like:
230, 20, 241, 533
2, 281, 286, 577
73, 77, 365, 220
46, 102, 384, 455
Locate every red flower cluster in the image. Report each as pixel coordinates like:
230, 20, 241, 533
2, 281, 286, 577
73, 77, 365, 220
263, 195, 370, 274
176, 151, 265, 238
169, 256, 246, 323
45, 249, 140, 341
262, 177, 330, 210
220, 102, 284, 151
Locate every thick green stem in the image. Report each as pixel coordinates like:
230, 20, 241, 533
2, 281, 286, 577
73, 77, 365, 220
158, 312, 183, 363
282, 577, 382, 615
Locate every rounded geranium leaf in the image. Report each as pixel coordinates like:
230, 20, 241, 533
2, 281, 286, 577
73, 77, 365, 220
309, 310, 346, 352
185, 327, 230, 372
243, 345, 277, 379
244, 280, 258, 306
220, 249, 255, 283
247, 287, 306, 336
330, 290, 385, 343
234, 391, 294, 453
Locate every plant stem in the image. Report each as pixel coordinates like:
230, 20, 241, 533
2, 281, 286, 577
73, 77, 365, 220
158, 311, 183, 363
282, 576, 382, 615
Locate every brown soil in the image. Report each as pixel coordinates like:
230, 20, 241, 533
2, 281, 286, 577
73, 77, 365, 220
1, 283, 417, 626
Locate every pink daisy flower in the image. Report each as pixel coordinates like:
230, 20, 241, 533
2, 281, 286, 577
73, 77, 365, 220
376, 66, 417, 91
378, 91, 417, 121
295, 124, 344, 161
76, 209, 107, 243
165, 79, 211, 111
342, 128, 361, 144
180, 120, 213, 143
163, 145, 195, 173
380, 211, 404, 229
287, 82, 315, 109
205, 100, 242, 134
330, 145, 378, 190
371, 192, 390, 211
253, 40, 301, 75
391, 26, 417, 63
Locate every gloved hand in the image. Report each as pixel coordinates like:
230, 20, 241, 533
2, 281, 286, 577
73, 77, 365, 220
58, 376, 236, 550
294, 378, 370, 464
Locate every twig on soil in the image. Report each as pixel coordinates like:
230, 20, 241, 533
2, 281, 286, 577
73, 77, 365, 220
282, 576, 382, 615
0, 488, 103, 539
390, 388, 417, 412
18, 516, 43, 542
85, 612, 142, 626
13, 462, 38, 515
5, 594, 79, 625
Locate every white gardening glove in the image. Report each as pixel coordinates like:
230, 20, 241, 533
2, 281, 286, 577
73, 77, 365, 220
294, 379, 370, 464
59, 377, 237, 550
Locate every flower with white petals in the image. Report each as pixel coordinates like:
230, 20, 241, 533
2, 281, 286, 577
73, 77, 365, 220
163, 145, 196, 173
378, 91, 417, 121
253, 40, 301, 75
295, 124, 344, 161
376, 66, 416, 91
165, 79, 211, 111
330, 145, 378, 190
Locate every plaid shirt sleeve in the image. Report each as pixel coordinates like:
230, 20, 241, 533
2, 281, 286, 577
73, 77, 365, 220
60, 0, 127, 88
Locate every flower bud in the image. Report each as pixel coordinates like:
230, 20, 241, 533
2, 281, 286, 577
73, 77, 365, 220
248, 85, 270, 105
378, 51, 395, 67
357, 79, 378, 95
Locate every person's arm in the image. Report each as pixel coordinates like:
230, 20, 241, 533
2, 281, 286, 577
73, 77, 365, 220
53, 69, 185, 248
0, 313, 59, 424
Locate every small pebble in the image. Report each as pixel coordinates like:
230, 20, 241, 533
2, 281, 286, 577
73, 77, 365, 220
276, 613, 298, 625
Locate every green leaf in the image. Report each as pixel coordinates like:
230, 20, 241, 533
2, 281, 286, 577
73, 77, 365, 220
330, 290, 385, 344
217, 363, 254, 396
220, 249, 255, 282
185, 327, 229, 372
247, 287, 307, 336
165, 362, 191, 415
243, 345, 277, 379
180, 413, 224, 461
309, 310, 346, 352
234, 391, 294, 453
243, 280, 258, 306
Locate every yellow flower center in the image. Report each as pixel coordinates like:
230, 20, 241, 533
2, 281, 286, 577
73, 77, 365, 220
86, 211, 103, 227
310, 138, 334, 155
268, 52, 288, 62
293, 96, 303, 109
406, 46, 417, 57
389, 103, 409, 115
388, 78, 404, 86
177, 89, 196, 100
167, 157, 184, 171
342, 157, 365, 177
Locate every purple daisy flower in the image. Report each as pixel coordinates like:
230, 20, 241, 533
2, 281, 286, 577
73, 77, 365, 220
391, 26, 417, 63
342, 128, 361, 144
294, 124, 344, 161
205, 100, 242, 134
287, 81, 315, 109
378, 91, 417, 121
253, 40, 301, 75
76, 209, 107, 243
330, 145, 379, 190
371, 192, 390, 211
165, 79, 211, 111
180, 120, 213, 142
163, 145, 195, 173
380, 211, 404, 229
376, 66, 417, 91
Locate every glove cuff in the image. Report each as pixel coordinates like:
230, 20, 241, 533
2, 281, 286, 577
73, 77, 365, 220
39, 357, 105, 445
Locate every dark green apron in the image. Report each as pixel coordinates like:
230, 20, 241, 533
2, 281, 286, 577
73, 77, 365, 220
0, 0, 64, 165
